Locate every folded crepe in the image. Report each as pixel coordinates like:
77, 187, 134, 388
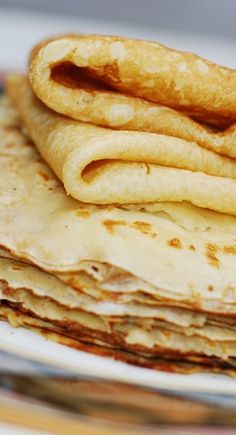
29, 34, 236, 157
7, 74, 236, 215
1, 96, 236, 374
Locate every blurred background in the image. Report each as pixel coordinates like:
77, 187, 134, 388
0, 0, 236, 71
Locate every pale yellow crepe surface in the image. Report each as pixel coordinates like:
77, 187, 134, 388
29, 34, 236, 127
30, 36, 236, 158
7, 75, 236, 215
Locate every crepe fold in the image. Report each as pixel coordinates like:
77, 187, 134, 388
1, 96, 236, 374
7, 74, 236, 215
29, 34, 236, 157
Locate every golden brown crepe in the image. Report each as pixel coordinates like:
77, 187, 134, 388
7, 74, 236, 215
29, 34, 236, 125
1, 95, 236, 374
29, 34, 236, 157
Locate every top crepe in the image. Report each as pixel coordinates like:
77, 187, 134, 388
7, 74, 236, 215
29, 34, 236, 157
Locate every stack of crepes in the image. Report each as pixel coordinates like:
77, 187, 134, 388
1, 34, 236, 375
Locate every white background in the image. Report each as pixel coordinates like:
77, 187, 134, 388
0, 7, 236, 72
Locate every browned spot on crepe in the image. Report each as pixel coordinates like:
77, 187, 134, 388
75, 209, 90, 218
35, 157, 44, 163
205, 243, 220, 269
208, 285, 214, 292
223, 245, 236, 255
10, 264, 25, 271
103, 219, 126, 233
102, 61, 120, 84
38, 170, 53, 182
131, 221, 157, 238
189, 244, 196, 251
168, 238, 183, 249
144, 163, 150, 175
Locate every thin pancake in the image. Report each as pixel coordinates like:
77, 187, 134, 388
29, 42, 236, 158
29, 34, 236, 129
7, 75, 236, 215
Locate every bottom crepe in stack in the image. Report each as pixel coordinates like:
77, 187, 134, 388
1, 96, 236, 376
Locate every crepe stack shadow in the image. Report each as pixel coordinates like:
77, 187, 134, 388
1, 33, 236, 376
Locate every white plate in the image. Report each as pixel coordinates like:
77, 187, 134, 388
0, 321, 236, 396
1, 7, 236, 397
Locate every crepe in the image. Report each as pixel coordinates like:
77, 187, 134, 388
30, 65, 236, 160
7, 74, 236, 215
30, 35, 236, 157
30, 35, 236, 132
